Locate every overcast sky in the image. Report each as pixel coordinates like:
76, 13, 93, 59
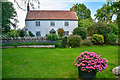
8, 0, 106, 29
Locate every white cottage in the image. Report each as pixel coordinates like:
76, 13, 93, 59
25, 4, 78, 37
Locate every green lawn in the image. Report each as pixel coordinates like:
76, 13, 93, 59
2, 45, 118, 78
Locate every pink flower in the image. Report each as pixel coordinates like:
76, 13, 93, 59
82, 64, 85, 66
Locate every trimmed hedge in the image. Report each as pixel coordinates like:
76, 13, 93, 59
92, 34, 104, 45
68, 35, 81, 48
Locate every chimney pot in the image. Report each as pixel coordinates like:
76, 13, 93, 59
72, 4, 76, 12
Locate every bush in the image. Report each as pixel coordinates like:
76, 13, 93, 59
84, 40, 92, 46
2, 41, 59, 47
88, 22, 111, 36
57, 28, 64, 38
58, 40, 62, 48
29, 31, 34, 37
68, 35, 81, 48
19, 30, 25, 37
7, 31, 19, 38
46, 34, 58, 41
107, 23, 118, 35
92, 34, 104, 45
73, 27, 87, 40
105, 33, 117, 44
62, 36, 67, 48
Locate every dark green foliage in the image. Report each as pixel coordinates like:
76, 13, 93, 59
107, 23, 118, 35
2, 41, 58, 47
87, 22, 111, 36
19, 30, 25, 37
73, 27, 87, 40
70, 3, 91, 20
2, 2, 18, 33
92, 34, 104, 45
28, 31, 34, 37
105, 33, 117, 44
58, 40, 62, 48
46, 34, 58, 41
68, 35, 81, 48
62, 36, 67, 48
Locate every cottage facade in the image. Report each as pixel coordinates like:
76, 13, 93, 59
25, 4, 78, 37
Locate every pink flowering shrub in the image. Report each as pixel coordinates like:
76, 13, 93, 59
74, 51, 108, 72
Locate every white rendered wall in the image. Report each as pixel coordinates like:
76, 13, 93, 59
25, 20, 78, 37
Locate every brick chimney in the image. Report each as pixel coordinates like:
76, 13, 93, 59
72, 4, 76, 12
27, 3, 30, 12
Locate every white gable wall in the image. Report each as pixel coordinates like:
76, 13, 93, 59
25, 20, 78, 37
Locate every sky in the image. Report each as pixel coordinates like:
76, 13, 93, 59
8, 0, 106, 29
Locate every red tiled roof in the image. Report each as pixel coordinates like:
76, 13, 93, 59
25, 10, 78, 20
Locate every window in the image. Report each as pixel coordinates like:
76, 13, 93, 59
36, 31, 41, 36
64, 31, 69, 36
64, 22, 69, 26
50, 22, 55, 26
36, 21, 40, 26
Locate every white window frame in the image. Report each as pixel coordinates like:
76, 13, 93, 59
64, 22, 69, 26
36, 21, 40, 26
50, 22, 55, 26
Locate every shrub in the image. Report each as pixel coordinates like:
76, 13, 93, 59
62, 36, 67, 48
107, 23, 118, 35
46, 34, 58, 41
57, 28, 65, 38
84, 40, 92, 46
73, 27, 87, 40
28, 31, 34, 37
19, 30, 25, 37
105, 33, 117, 44
92, 34, 104, 45
68, 35, 81, 48
74, 51, 108, 72
88, 22, 111, 36
58, 40, 62, 48
7, 31, 19, 38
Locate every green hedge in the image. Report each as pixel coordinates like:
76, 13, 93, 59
68, 35, 81, 48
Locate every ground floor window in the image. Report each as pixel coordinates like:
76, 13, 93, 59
64, 31, 69, 36
36, 31, 41, 36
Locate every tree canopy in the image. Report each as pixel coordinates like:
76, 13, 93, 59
70, 3, 91, 20
95, 2, 120, 23
2, 2, 18, 33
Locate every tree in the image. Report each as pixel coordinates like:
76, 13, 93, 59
70, 3, 91, 20
2, 2, 18, 33
95, 2, 120, 23
13, 0, 40, 11
78, 18, 94, 29
57, 28, 64, 38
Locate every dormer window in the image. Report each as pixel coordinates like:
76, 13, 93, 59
50, 22, 55, 26
36, 21, 40, 26
65, 22, 69, 26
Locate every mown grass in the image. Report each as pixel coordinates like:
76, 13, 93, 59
2, 45, 118, 78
